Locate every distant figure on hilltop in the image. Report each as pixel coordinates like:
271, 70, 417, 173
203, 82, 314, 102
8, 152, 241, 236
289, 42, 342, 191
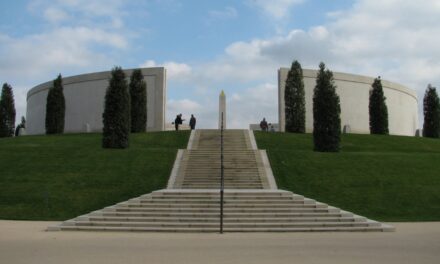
189, 114, 196, 130
269, 123, 275, 132
260, 118, 268, 131
174, 114, 184, 131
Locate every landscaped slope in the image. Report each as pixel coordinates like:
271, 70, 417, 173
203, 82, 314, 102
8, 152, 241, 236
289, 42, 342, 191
0, 131, 189, 220
255, 132, 440, 221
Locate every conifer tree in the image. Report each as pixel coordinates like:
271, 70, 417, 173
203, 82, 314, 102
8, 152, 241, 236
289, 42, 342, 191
423, 84, 440, 138
313, 62, 341, 152
369, 77, 389, 135
284, 60, 305, 133
102, 67, 130, 148
0, 83, 16, 137
129, 69, 147, 133
45, 74, 65, 134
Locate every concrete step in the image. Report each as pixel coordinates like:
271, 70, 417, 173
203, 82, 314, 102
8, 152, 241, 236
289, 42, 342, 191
181, 186, 263, 189
132, 199, 311, 204
97, 211, 353, 218
72, 221, 381, 229
58, 225, 393, 232
110, 207, 338, 214
119, 203, 325, 209
87, 216, 363, 223
151, 190, 294, 196
148, 195, 303, 200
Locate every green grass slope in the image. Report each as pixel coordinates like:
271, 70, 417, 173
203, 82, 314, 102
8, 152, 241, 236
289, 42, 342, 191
255, 132, 440, 221
0, 131, 189, 220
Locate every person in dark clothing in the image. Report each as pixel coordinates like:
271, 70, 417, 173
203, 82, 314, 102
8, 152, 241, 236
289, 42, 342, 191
174, 114, 185, 131
189, 114, 196, 130
260, 118, 268, 131
174, 115, 181, 131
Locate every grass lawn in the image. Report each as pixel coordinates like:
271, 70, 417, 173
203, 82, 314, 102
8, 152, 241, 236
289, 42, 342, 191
0, 131, 189, 221
255, 132, 440, 221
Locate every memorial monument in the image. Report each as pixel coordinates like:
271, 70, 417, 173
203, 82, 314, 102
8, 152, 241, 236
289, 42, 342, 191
219, 90, 226, 129
278, 68, 419, 136
26, 67, 167, 135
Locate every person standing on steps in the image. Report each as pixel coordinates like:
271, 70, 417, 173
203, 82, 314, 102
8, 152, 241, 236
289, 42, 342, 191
189, 114, 196, 130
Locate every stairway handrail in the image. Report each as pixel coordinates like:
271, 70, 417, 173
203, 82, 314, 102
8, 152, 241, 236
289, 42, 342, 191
220, 112, 224, 234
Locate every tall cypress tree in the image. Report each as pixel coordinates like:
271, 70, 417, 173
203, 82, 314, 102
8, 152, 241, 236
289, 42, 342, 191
423, 84, 440, 138
45, 74, 65, 134
102, 67, 130, 149
369, 77, 389, 135
313, 62, 341, 152
0, 83, 16, 137
284, 60, 305, 133
129, 69, 147, 133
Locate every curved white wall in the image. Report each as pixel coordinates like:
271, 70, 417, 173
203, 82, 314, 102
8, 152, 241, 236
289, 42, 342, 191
278, 69, 419, 136
26, 67, 166, 135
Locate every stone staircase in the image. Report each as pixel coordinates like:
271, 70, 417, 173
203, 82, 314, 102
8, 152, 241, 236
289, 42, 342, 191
54, 189, 391, 232
173, 129, 268, 189
50, 129, 394, 232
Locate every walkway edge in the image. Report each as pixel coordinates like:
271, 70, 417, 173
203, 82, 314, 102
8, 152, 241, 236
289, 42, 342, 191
187, 130, 196, 150
248, 130, 258, 150
259, 150, 278, 190
167, 150, 184, 189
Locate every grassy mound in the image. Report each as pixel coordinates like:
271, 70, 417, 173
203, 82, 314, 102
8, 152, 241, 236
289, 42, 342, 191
0, 131, 189, 220
255, 132, 440, 221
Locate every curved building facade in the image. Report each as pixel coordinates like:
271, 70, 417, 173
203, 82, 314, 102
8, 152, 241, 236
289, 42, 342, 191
278, 69, 419, 136
26, 67, 166, 135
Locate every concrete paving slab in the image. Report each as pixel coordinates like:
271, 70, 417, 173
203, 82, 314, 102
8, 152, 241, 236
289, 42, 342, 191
0, 220, 439, 264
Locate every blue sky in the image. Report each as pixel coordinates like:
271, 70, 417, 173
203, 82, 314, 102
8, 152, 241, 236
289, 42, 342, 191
1, 0, 440, 128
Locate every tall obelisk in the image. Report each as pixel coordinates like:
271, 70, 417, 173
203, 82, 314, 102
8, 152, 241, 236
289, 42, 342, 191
219, 90, 226, 129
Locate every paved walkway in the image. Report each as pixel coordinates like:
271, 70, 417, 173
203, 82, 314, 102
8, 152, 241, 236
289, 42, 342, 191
1, 220, 439, 264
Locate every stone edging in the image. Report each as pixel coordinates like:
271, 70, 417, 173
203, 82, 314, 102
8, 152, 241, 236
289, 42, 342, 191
167, 149, 184, 189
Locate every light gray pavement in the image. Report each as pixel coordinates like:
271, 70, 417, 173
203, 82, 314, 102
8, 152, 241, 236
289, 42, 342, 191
1, 220, 439, 264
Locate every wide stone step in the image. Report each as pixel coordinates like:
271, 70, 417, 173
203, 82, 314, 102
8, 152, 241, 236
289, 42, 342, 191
87, 216, 362, 223
182, 175, 261, 178
122, 203, 321, 208
182, 176, 260, 179
181, 186, 263, 189
111, 207, 336, 213
58, 225, 393, 232
119, 203, 323, 209
181, 182, 262, 185
67, 220, 383, 229
181, 183, 262, 186
149, 195, 303, 200
98, 211, 351, 218
152, 190, 291, 195
136, 198, 301, 203
181, 181, 262, 185
182, 187, 261, 189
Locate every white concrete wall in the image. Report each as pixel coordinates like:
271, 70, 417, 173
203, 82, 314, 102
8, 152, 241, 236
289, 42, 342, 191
279, 69, 419, 136
26, 67, 166, 135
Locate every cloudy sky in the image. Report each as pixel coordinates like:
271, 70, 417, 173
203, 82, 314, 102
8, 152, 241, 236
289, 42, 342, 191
1, 0, 440, 128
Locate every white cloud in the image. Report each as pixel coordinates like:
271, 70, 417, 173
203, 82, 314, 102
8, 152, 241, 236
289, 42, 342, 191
167, 99, 203, 125
0, 27, 127, 80
250, 0, 305, 20
29, 0, 127, 28
229, 83, 278, 128
140, 60, 192, 81
44, 7, 70, 23
168, 99, 202, 113
172, 0, 440, 128
209, 6, 238, 20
